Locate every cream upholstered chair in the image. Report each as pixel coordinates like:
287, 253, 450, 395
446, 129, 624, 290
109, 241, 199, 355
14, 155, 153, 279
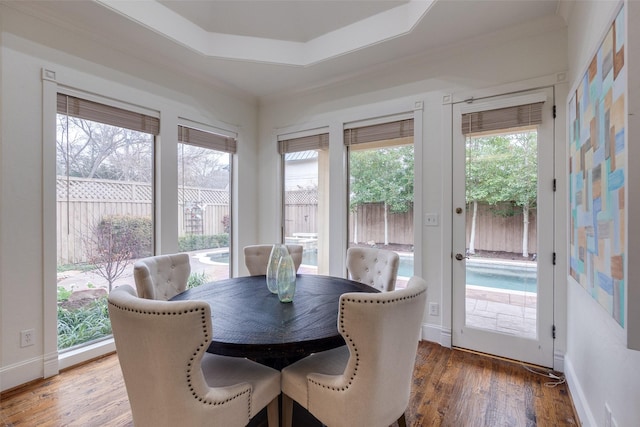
345, 246, 400, 292
133, 253, 190, 300
108, 285, 281, 427
243, 244, 303, 275
281, 276, 427, 427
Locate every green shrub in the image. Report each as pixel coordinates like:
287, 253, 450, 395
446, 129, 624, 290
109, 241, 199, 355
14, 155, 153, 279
187, 271, 209, 289
57, 297, 112, 350
178, 233, 229, 252
57, 286, 73, 302
97, 215, 153, 259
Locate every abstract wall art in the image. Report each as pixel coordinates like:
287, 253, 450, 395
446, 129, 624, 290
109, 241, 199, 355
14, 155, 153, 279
569, 5, 626, 327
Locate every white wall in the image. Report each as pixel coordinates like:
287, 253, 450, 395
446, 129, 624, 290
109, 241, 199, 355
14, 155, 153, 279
0, 5, 259, 391
258, 20, 569, 354
564, 2, 640, 426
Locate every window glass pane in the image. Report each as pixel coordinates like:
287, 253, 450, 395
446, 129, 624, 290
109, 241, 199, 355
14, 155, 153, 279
178, 139, 232, 284
56, 109, 154, 350
283, 148, 328, 275
348, 139, 414, 288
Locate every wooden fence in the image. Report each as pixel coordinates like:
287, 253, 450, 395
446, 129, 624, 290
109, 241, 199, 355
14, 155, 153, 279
465, 202, 538, 255
348, 203, 414, 246
56, 177, 229, 265
56, 180, 536, 265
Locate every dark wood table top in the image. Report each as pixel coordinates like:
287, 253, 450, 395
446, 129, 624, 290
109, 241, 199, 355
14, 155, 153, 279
170, 274, 376, 368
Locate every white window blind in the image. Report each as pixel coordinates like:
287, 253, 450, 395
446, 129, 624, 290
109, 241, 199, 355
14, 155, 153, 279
461, 102, 544, 135
56, 93, 160, 135
178, 125, 237, 154
278, 133, 329, 154
344, 119, 414, 146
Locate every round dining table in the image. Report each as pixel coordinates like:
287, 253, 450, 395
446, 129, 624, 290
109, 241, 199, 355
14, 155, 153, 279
170, 274, 376, 369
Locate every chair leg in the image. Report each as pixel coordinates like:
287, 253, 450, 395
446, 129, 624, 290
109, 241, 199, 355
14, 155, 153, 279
281, 394, 294, 427
266, 397, 279, 427
397, 412, 407, 427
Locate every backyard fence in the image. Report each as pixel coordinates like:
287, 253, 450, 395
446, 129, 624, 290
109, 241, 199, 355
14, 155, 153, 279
465, 202, 538, 255
56, 179, 537, 265
56, 177, 228, 265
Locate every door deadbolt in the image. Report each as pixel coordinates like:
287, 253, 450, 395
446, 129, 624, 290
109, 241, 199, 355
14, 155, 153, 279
455, 207, 463, 214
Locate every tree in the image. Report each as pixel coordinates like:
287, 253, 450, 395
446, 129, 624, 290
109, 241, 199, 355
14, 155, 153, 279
350, 145, 414, 245
84, 215, 152, 292
178, 143, 230, 189
465, 131, 537, 257
501, 132, 537, 256
56, 115, 153, 181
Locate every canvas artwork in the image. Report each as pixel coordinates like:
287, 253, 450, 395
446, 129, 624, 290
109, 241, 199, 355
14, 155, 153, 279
569, 5, 626, 327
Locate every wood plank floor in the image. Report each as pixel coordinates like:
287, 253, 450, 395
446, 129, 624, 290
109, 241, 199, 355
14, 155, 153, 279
1, 341, 579, 426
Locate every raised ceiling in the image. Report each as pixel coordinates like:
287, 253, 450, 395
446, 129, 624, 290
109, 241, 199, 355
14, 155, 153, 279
4, 0, 566, 100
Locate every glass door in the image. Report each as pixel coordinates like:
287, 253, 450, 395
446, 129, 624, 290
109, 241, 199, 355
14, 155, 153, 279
452, 88, 555, 367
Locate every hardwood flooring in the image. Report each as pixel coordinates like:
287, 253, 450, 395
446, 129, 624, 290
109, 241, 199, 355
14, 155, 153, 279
1, 341, 578, 426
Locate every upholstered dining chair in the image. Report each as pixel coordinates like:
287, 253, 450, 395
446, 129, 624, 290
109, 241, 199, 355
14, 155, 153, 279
133, 253, 190, 300
280, 276, 427, 427
108, 285, 281, 427
243, 244, 303, 275
345, 246, 400, 292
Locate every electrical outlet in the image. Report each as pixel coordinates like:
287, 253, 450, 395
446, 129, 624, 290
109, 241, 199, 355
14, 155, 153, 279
20, 329, 35, 347
429, 302, 439, 316
424, 213, 439, 226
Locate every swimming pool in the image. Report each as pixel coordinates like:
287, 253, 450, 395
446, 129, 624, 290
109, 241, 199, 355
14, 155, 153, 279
206, 250, 536, 293
466, 261, 537, 293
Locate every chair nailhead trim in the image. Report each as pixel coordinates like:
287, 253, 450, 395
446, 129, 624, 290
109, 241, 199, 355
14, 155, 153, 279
109, 301, 252, 416
309, 288, 427, 392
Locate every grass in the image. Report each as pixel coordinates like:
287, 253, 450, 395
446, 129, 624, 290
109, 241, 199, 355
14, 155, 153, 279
56, 271, 208, 350
57, 297, 111, 350
57, 263, 96, 273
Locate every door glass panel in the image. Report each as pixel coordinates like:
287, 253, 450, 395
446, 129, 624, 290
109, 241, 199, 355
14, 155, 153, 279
464, 129, 538, 338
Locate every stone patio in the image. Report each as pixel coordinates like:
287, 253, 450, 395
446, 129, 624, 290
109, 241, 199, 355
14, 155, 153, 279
465, 286, 537, 339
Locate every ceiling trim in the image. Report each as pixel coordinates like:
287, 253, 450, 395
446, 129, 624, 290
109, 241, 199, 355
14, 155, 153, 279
95, 0, 435, 66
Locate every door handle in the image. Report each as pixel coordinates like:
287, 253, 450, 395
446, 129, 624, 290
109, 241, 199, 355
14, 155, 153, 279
455, 253, 467, 261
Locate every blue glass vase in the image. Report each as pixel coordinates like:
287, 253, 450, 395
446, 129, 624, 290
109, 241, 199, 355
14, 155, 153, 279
276, 253, 296, 303
266, 244, 289, 294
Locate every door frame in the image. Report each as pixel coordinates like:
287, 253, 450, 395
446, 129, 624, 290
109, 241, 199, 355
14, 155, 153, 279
450, 87, 556, 367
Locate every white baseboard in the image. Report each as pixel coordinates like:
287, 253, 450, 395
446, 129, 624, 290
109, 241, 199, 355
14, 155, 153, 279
44, 351, 59, 378
422, 323, 452, 348
565, 356, 595, 427
1, 339, 116, 392
554, 349, 565, 372
0, 356, 43, 392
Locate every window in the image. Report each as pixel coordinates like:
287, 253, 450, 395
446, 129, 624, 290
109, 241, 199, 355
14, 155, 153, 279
56, 93, 157, 350
178, 125, 235, 283
279, 132, 329, 275
345, 119, 414, 288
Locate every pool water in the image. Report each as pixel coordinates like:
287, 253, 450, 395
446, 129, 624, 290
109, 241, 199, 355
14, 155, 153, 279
207, 250, 536, 293
466, 266, 537, 293
207, 252, 230, 263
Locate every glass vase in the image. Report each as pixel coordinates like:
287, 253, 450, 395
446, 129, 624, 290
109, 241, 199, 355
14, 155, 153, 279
276, 253, 296, 303
267, 244, 289, 294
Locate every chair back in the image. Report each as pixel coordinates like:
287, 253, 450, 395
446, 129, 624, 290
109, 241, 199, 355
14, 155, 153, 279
346, 247, 400, 291
307, 276, 427, 426
243, 244, 303, 275
133, 253, 190, 300
108, 285, 252, 427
